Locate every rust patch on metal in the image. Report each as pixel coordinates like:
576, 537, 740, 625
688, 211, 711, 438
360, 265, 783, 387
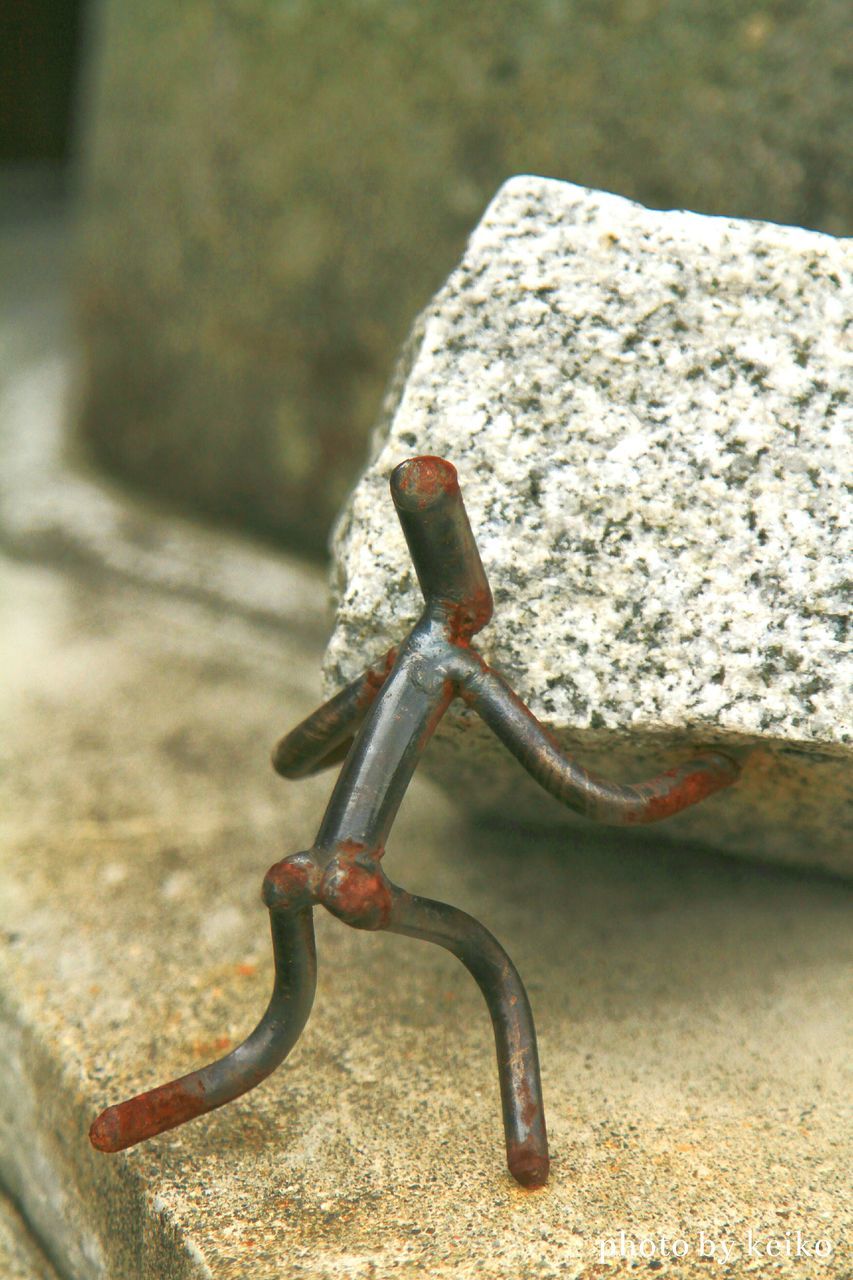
617, 753, 741, 825
320, 843, 392, 930
506, 1136, 550, 1189
392, 455, 459, 508
90, 1078, 209, 1152
443, 588, 494, 644
262, 850, 319, 910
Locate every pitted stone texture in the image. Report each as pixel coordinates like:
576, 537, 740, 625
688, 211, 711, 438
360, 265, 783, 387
327, 177, 852, 875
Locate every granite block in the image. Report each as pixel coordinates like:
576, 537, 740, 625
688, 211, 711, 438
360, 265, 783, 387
327, 177, 852, 874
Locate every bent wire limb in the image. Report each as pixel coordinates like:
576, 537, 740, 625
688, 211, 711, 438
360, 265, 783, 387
384, 883, 549, 1189
91, 454, 740, 1190
90, 903, 317, 1152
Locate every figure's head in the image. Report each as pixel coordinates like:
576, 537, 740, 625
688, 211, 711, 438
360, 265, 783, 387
390, 456, 493, 641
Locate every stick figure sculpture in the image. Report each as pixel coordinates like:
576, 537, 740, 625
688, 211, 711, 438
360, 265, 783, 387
90, 456, 739, 1188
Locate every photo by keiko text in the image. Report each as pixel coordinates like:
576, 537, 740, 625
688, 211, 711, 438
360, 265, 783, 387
596, 1229, 836, 1266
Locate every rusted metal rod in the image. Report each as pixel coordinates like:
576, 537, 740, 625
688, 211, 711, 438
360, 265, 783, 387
271, 647, 397, 780
384, 885, 548, 1189
91, 454, 740, 1191
90, 907, 317, 1152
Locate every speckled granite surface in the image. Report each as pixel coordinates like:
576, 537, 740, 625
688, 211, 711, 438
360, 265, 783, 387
327, 177, 852, 875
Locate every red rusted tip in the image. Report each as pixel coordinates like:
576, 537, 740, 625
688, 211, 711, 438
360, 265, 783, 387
89, 1108, 123, 1153
391, 456, 458, 510
90, 1077, 209, 1152
507, 1140, 550, 1189
637, 752, 741, 824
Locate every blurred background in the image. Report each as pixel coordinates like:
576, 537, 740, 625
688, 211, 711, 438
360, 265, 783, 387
2, 0, 851, 558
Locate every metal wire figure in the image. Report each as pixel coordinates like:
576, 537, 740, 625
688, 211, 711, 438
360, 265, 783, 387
90, 455, 739, 1189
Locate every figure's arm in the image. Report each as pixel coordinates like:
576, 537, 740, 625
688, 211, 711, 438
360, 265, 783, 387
272, 648, 397, 779
462, 665, 740, 825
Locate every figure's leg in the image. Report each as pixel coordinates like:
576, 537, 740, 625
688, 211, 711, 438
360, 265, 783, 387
90, 860, 318, 1153
385, 886, 549, 1188
272, 648, 397, 779
319, 844, 549, 1189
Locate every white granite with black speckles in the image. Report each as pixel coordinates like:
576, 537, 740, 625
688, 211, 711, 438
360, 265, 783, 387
326, 177, 852, 875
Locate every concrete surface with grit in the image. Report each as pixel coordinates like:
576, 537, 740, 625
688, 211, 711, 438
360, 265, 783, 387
328, 177, 852, 876
2, 554, 851, 1278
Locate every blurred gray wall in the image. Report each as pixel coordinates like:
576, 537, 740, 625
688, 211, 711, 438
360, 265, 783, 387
74, 1, 852, 556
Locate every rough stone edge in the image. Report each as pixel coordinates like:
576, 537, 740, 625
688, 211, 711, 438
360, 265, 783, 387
0, 1189, 62, 1280
328, 307, 431, 617
0, 982, 211, 1280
